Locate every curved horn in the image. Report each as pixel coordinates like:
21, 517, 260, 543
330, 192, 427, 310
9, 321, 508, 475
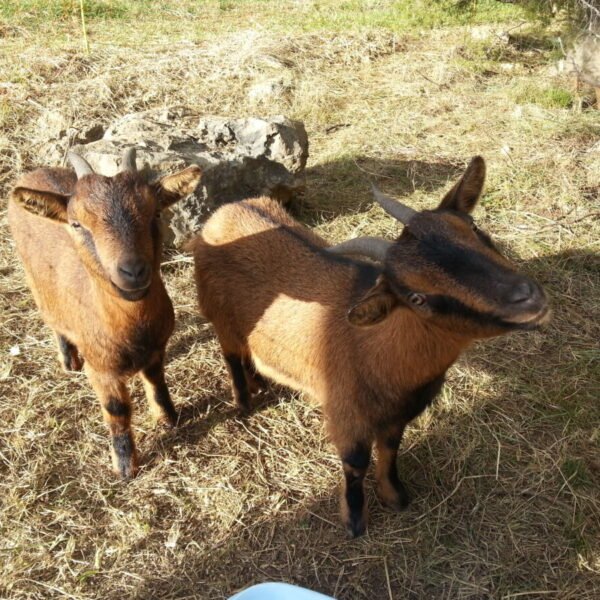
372, 184, 416, 224
327, 236, 392, 262
67, 151, 94, 179
121, 147, 137, 173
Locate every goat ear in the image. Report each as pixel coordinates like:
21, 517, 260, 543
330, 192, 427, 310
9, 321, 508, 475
348, 276, 399, 327
11, 187, 69, 222
155, 165, 202, 210
438, 156, 485, 214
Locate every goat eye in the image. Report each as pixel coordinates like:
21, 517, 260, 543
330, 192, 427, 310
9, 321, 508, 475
71, 221, 81, 229
471, 221, 479, 232
408, 293, 426, 306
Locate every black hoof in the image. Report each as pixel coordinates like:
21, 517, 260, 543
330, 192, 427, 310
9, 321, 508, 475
345, 515, 367, 538
234, 393, 252, 415
161, 404, 179, 428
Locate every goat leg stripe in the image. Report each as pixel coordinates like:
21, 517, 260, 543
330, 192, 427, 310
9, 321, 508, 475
105, 397, 132, 418
343, 444, 371, 471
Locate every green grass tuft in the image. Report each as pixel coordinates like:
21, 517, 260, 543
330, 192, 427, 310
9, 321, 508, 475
562, 458, 593, 489
0, 0, 129, 22
512, 83, 574, 108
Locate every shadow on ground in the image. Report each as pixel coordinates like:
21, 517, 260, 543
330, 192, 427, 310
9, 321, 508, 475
292, 156, 466, 222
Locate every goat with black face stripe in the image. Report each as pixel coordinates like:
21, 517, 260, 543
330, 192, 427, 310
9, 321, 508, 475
8, 149, 202, 478
190, 156, 549, 536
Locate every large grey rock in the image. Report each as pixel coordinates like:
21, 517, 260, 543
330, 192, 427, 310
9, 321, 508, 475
40, 109, 309, 245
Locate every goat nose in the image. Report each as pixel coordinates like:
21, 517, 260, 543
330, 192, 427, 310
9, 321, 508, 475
118, 258, 150, 287
507, 280, 533, 304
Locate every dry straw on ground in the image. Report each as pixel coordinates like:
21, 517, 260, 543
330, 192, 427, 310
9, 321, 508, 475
0, 5, 599, 600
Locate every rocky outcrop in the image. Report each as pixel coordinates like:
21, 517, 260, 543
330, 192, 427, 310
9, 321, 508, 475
41, 109, 309, 245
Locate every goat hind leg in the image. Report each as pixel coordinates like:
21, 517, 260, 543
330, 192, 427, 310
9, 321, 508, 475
242, 355, 267, 395
223, 353, 253, 412
140, 351, 177, 428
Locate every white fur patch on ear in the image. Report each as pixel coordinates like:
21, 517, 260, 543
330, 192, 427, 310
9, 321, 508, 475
12, 188, 69, 222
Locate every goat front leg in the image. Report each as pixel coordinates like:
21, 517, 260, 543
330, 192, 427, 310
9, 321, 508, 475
140, 352, 177, 428
86, 366, 137, 479
214, 333, 252, 412
375, 423, 410, 511
339, 441, 372, 537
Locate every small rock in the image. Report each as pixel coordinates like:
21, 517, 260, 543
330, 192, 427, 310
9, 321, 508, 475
470, 26, 509, 43
37, 110, 69, 141
248, 77, 292, 103
470, 26, 494, 41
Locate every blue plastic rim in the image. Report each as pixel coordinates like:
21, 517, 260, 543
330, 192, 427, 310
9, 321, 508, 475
230, 582, 335, 600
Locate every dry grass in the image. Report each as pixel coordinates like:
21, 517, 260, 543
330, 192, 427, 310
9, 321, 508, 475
1, 3, 599, 599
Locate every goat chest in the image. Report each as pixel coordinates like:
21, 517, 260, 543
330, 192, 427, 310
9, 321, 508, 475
400, 373, 447, 422
370, 372, 447, 429
71, 305, 174, 375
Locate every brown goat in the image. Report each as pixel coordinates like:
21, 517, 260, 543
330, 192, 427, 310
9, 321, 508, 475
8, 149, 201, 478
190, 157, 549, 536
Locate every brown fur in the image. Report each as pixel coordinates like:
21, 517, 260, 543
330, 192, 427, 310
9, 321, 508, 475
8, 161, 201, 478
191, 161, 548, 535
